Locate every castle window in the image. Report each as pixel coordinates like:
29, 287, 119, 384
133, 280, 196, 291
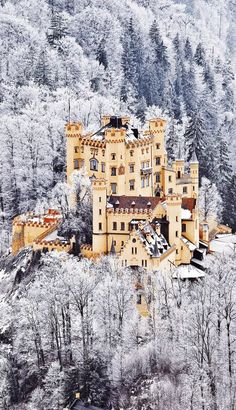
193, 186, 195, 191
121, 241, 124, 247
99, 209, 102, 215
183, 186, 187, 194
121, 222, 125, 231
129, 180, 135, 191
129, 164, 135, 173
74, 159, 79, 169
156, 143, 160, 149
132, 238, 136, 243
176, 249, 179, 254
74, 146, 79, 153
176, 231, 178, 237
90, 158, 98, 171
99, 223, 102, 231
99, 197, 101, 202
146, 148, 149, 153
156, 157, 161, 165
177, 171, 181, 179
176, 216, 179, 222
182, 223, 186, 233
141, 148, 144, 154
137, 294, 142, 304
132, 247, 137, 255
113, 240, 116, 246
111, 167, 117, 176
101, 163, 105, 172
81, 146, 84, 153
102, 150, 105, 156
156, 172, 160, 183
111, 153, 116, 160
168, 188, 173, 194
113, 222, 117, 231
111, 183, 117, 194
141, 177, 145, 188
130, 150, 134, 157
169, 175, 172, 182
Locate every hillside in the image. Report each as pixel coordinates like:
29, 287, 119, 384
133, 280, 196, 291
0, 1, 236, 409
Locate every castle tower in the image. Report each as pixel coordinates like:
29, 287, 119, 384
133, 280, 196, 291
12, 220, 25, 255
190, 151, 199, 198
92, 179, 108, 254
166, 195, 182, 264
66, 122, 83, 183
172, 146, 185, 179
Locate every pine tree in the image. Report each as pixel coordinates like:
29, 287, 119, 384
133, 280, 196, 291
148, 20, 169, 108
34, 50, 53, 88
184, 111, 207, 173
96, 41, 108, 70
182, 62, 197, 115
121, 18, 143, 104
203, 63, 215, 94
194, 42, 206, 66
184, 37, 193, 61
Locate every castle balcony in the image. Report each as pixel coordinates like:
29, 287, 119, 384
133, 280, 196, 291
140, 167, 152, 175
176, 175, 192, 185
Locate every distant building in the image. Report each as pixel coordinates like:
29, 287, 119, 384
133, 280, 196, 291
12, 115, 202, 269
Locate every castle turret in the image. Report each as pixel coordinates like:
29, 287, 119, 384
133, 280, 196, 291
190, 151, 199, 198
92, 178, 108, 254
166, 194, 182, 264
66, 122, 83, 183
172, 145, 185, 179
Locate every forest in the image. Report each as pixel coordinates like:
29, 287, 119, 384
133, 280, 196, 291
0, 0, 236, 408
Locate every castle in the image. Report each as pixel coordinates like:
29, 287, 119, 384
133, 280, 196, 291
12, 115, 201, 271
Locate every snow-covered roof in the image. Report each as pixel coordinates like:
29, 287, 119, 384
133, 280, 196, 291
136, 221, 170, 257
181, 208, 192, 220
210, 234, 236, 254
173, 264, 205, 279
181, 236, 197, 251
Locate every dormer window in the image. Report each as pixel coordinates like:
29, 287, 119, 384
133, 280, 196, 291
90, 158, 98, 171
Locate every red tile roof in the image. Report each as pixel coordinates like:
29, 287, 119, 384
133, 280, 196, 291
108, 195, 163, 210
182, 198, 196, 212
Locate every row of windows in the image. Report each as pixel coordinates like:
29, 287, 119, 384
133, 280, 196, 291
112, 222, 125, 231
75, 144, 160, 157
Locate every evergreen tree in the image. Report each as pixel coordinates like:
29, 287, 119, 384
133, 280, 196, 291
34, 50, 53, 88
148, 20, 169, 108
96, 41, 108, 70
184, 111, 208, 177
184, 37, 193, 61
203, 63, 215, 94
121, 18, 143, 104
194, 42, 206, 66
182, 62, 197, 115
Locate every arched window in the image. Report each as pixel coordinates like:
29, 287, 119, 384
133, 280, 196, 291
90, 158, 98, 171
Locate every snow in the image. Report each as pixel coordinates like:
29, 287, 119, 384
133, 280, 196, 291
181, 236, 196, 251
210, 234, 236, 254
181, 208, 192, 219
173, 264, 205, 279
44, 229, 58, 241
